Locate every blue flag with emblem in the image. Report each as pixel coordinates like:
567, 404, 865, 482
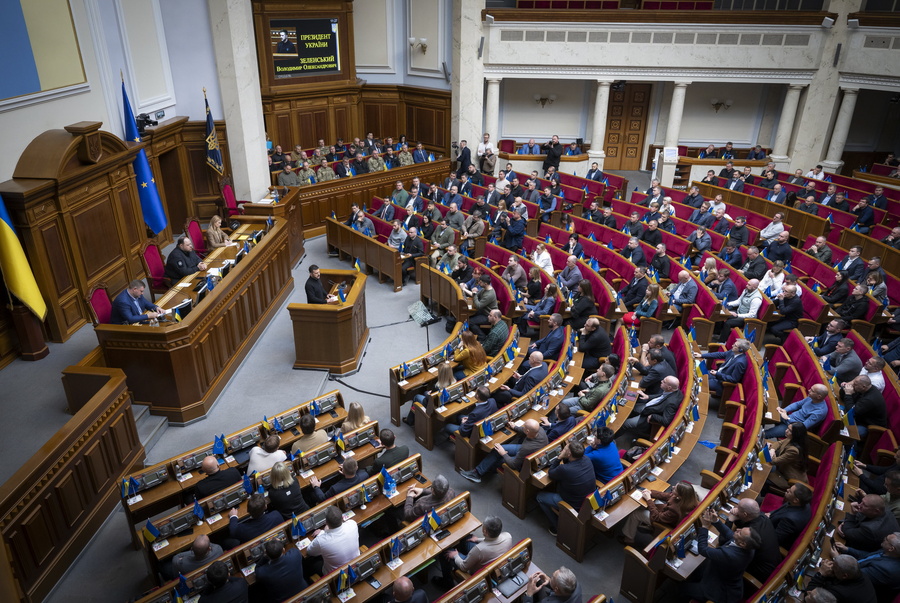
121, 476, 140, 498
479, 420, 494, 438
391, 537, 402, 560
244, 240, 251, 254
213, 434, 225, 455
271, 416, 283, 433
122, 82, 168, 234
193, 497, 205, 521
310, 399, 321, 416
692, 403, 700, 422
676, 535, 686, 559
440, 388, 450, 406
203, 92, 225, 176
207, 275, 216, 291
629, 327, 639, 349
822, 355, 831, 371
243, 472, 253, 494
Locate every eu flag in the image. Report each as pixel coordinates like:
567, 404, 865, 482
479, 420, 494, 438
204, 93, 224, 175
243, 473, 253, 494
348, 564, 359, 584
213, 434, 225, 455
391, 537, 402, 559
193, 497, 205, 521
121, 82, 167, 234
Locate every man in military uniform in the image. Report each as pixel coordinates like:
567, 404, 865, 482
368, 150, 387, 173
295, 161, 316, 185
317, 158, 336, 182
397, 144, 414, 166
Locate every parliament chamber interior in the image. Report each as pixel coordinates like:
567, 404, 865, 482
0, 0, 899, 602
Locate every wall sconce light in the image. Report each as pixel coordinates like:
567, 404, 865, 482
710, 98, 733, 113
408, 37, 428, 53
533, 94, 557, 108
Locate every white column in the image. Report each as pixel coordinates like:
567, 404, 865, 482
451, 0, 485, 147
484, 78, 502, 141
664, 82, 688, 148
661, 82, 689, 187
588, 80, 612, 168
822, 88, 860, 172
207, 0, 269, 201
770, 84, 805, 166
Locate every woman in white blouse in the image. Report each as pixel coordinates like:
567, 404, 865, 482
531, 242, 554, 275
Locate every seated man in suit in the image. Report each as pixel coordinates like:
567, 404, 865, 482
727, 498, 781, 583
804, 555, 877, 603
445, 386, 498, 436
806, 319, 845, 357
226, 492, 282, 547
529, 313, 565, 358
621, 237, 647, 267
403, 474, 456, 521
254, 540, 308, 602
694, 338, 751, 398
164, 236, 208, 281
459, 419, 549, 483
399, 227, 425, 285
682, 509, 761, 603
769, 283, 803, 344
688, 201, 715, 228
668, 270, 699, 313
193, 455, 243, 501
371, 429, 410, 474
110, 280, 164, 324
630, 349, 675, 396
199, 561, 248, 602
768, 483, 813, 549
725, 171, 745, 192
494, 351, 550, 407
838, 494, 900, 554
617, 375, 681, 441
833, 532, 900, 602
825, 338, 863, 385
170, 535, 224, 578
310, 458, 369, 503
537, 441, 596, 535
290, 413, 330, 455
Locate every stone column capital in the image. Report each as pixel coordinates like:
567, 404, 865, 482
840, 87, 860, 95
673, 81, 691, 88
787, 84, 807, 91
597, 80, 613, 87
485, 77, 503, 84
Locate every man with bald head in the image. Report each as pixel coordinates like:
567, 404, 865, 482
805, 554, 877, 603
494, 351, 549, 407
618, 376, 681, 441
669, 270, 698, 313
727, 498, 781, 581
834, 532, 900, 601
764, 383, 830, 437
460, 418, 548, 483
193, 455, 242, 501
839, 494, 900, 553
171, 534, 223, 577
388, 576, 428, 603
717, 278, 763, 342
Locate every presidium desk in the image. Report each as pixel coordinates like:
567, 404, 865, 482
287, 269, 369, 375
93, 216, 293, 424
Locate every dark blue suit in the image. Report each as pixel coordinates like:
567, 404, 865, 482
413, 149, 428, 164
718, 248, 743, 269
457, 399, 498, 437
713, 278, 738, 304
228, 511, 283, 544
495, 362, 550, 407
110, 289, 159, 324
621, 246, 646, 267
810, 331, 841, 357
255, 547, 308, 601
701, 350, 748, 397
769, 502, 810, 548
848, 546, 900, 600
686, 522, 755, 603
532, 327, 565, 359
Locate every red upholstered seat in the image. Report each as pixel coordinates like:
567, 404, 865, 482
140, 241, 170, 302
86, 284, 112, 326
184, 218, 208, 259
218, 177, 248, 217
498, 139, 517, 153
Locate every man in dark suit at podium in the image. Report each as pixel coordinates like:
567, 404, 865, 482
305, 265, 336, 304
110, 280, 164, 324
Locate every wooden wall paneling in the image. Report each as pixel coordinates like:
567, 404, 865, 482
0, 367, 144, 602
0, 306, 18, 371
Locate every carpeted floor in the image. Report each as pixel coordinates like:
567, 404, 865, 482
0, 169, 724, 602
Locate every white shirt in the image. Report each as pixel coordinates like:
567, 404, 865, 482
477, 141, 495, 157
533, 250, 554, 275
306, 520, 360, 573
860, 369, 886, 393
806, 170, 825, 180
495, 178, 510, 191
246, 447, 287, 474
759, 271, 786, 296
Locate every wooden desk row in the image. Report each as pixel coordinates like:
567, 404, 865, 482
134, 454, 434, 598
501, 326, 634, 521
412, 329, 528, 451
121, 390, 348, 544
241, 185, 306, 267
619, 330, 766, 603
454, 328, 581, 473
325, 217, 405, 291
94, 216, 294, 423
435, 539, 536, 603
139, 421, 381, 580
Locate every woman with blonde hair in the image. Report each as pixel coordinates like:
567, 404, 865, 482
532, 242, 554, 276
623, 283, 659, 328
453, 330, 488, 380
407, 362, 454, 425
206, 214, 235, 249
760, 260, 786, 296
342, 401, 370, 433
699, 257, 719, 285
524, 266, 543, 302
267, 461, 310, 519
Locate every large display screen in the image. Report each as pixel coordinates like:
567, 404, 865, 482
270, 18, 340, 79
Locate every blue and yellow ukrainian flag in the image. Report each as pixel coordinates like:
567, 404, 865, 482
0, 194, 46, 319
354, 258, 362, 272
122, 82, 168, 234
427, 508, 441, 531
142, 519, 161, 543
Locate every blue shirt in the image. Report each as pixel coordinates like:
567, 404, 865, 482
783, 397, 827, 431
585, 442, 624, 483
